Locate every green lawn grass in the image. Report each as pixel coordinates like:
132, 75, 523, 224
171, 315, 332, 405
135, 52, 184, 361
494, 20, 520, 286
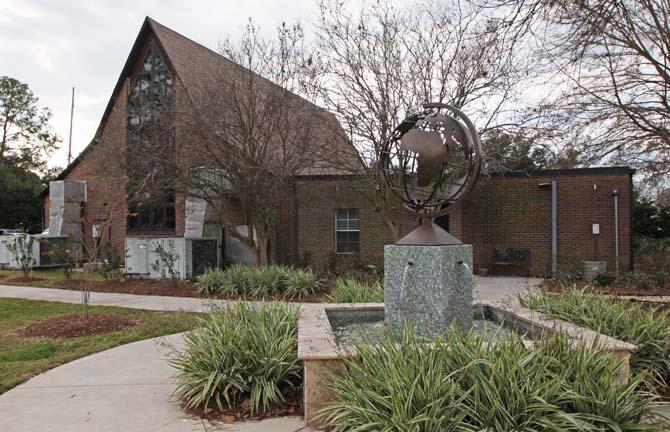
0, 297, 200, 394
0, 268, 107, 286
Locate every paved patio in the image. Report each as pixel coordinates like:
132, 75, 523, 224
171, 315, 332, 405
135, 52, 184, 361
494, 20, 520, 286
16, 275, 666, 431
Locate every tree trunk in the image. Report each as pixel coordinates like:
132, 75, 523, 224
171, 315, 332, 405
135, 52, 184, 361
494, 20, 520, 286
257, 234, 269, 266
382, 213, 402, 242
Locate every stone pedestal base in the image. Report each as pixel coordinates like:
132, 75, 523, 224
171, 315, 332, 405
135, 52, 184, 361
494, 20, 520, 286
384, 244, 473, 340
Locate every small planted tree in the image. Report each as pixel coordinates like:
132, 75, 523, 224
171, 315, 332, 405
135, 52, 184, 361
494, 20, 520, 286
151, 240, 181, 281
7, 234, 35, 278
48, 235, 78, 281
99, 241, 123, 283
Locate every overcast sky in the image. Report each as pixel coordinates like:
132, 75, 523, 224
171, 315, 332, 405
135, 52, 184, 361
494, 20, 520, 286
0, 0, 319, 172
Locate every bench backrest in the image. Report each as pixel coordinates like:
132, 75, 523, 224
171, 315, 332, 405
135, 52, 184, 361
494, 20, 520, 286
494, 248, 530, 261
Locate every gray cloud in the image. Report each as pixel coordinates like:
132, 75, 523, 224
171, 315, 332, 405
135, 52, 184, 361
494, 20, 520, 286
1, 0, 317, 171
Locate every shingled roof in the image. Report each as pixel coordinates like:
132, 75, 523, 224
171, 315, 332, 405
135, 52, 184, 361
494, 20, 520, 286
54, 16, 357, 183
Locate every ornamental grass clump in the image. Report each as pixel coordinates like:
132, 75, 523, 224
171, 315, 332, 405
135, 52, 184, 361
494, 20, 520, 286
249, 265, 289, 297
283, 268, 323, 298
195, 268, 226, 295
196, 265, 322, 299
326, 278, 384, 303
170, 302, 301, 415
521, 287, 670, 386
222, 264, 252, 296
320, 328, 666, 431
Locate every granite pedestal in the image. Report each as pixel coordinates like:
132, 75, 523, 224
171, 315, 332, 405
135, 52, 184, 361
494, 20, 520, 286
384, 244, 473, 340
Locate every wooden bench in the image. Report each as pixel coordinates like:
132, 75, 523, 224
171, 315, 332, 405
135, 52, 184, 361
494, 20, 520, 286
493, 248, 531, 276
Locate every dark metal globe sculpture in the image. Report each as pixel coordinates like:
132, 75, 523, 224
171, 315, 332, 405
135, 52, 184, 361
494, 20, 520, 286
380, 102, 482, 219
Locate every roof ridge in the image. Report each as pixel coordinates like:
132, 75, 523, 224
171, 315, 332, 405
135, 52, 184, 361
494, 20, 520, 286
146, 16, 333, 115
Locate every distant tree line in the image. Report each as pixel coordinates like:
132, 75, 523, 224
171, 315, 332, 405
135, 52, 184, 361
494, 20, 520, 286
0, 76, 59, 232
634, 194, 670, 240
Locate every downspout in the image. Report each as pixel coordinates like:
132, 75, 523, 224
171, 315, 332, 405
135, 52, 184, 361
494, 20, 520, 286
629, 173, 634, 272
551, 178, 557, 275
612, 187, 619, 275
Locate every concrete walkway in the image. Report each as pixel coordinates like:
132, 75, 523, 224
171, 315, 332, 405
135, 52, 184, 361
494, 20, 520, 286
0, 275, 538, 313
0, 333, 307, 432
0, 276, 541, 431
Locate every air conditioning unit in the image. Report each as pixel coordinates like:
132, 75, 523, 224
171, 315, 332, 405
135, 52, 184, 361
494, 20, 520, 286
125, 238, 150, 276
0, 236, 11, 267
125, 237, 219, 279
1, 235, 69, 269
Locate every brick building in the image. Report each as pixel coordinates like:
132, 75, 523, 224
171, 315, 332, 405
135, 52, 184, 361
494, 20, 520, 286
44, 18, 634, 278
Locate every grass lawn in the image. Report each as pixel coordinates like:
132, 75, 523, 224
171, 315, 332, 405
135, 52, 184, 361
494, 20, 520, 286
0, 297, 200, 394
0, 268, 106, 288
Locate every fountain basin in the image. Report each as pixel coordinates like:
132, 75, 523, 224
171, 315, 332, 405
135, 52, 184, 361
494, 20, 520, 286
298, 301, 636, 428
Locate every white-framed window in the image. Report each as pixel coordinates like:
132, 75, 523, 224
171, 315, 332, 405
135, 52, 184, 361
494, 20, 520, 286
335, 208, 360, 254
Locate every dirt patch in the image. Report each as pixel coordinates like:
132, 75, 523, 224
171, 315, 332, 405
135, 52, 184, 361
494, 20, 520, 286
16, 313, 139, 339
543, 280, 670, 296
3, 276, 45, 284
185, 389, 302, 424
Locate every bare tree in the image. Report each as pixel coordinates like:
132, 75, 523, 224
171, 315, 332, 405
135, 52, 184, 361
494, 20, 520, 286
488, 0, 670, 181
312, 0, 529, 240
132, 22, 349, 266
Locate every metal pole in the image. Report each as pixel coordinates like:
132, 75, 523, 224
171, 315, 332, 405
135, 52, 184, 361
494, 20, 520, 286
551, 178, 557, 275
67, 87, 75, 165
613, 188, 619, 276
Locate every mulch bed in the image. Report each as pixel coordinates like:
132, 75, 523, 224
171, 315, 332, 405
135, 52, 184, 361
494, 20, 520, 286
185, 389, 303, 424
16, 313, 139, 339
543, 280, 670, 296
60, 278, 201, 298
52, 278, 327, 303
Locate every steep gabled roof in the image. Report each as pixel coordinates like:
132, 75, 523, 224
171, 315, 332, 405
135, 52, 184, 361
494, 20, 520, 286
54, 17, 155, 182
53, 16, 355, 186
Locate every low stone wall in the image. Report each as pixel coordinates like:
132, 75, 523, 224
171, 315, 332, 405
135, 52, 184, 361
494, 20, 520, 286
298, 302, 637, 429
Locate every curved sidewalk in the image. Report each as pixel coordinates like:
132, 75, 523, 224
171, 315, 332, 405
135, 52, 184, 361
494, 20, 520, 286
0, 333, 309, 432
0, 276, 541, 431
0, 275, 540, 313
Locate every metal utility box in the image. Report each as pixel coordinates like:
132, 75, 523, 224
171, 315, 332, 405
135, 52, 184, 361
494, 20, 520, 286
35, 237, 68, 267
0, 236, 11, 267
2, 236, 68, 268
191, 239, 218, 276
125, 237, 219, 279
148, 238, 190, 279
125, 238, 150, 276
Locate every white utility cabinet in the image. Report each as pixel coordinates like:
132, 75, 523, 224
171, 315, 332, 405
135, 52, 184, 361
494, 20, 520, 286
125, 237, 218, 279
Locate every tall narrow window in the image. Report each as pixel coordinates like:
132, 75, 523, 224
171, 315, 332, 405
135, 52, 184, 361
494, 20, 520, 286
335, 208, 360, 254
127, 44, 176, 231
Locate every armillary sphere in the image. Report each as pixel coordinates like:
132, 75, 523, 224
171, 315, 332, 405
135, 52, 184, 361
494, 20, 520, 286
379, 102, 482, 219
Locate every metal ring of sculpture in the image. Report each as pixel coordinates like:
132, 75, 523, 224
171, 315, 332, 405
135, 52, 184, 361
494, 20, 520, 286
379, 102, 482, 218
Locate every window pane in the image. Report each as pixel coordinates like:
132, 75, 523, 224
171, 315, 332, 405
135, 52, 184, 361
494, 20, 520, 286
336, 229, 360, 253
335, 208, 360, 253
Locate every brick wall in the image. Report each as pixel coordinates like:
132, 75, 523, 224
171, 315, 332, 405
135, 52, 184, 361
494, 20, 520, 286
458, 169, 633, 277
53, 36, 187, 259
293, 177, 414, 270
294, 169, 633, 276
57, 79, 130, 255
